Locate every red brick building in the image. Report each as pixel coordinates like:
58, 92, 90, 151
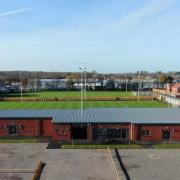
155, 83, 180, 98
169, 83, 180, 94
0, 108, 180, 143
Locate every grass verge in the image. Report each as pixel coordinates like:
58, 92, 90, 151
0, 138, 39, 143
62, 144, 141, 149
153, 143, 180, 149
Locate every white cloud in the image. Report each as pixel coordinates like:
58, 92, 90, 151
0, 5, 44, 17
114, 0, 176, 28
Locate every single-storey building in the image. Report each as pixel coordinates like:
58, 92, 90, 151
0, 108, 180, 143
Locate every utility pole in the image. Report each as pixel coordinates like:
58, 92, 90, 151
19, 72, 23, 102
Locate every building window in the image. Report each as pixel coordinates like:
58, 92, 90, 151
93, 128, 128, 140
141, 130, 150, 136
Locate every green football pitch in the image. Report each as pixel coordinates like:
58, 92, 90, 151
0, 101, 168, 109
1, 91, 133, 98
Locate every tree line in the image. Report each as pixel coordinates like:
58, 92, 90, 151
0, 70, 178, 86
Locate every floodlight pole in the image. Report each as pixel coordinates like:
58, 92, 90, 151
80, 70, 83, 120
126, 74, 128, 93
79, 67, 87, 121
138, 82, 140, 101
27, 79, 30, 90
34, 72, 37, 93
79, 68, 84, 120
19, 72, 23, 102
84, 69, 87, 100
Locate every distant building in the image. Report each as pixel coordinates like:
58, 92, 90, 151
40, 79, 67, 90
29, 79, 67, 90
74, 79, 103, 90
165, 83, 180, 97
153, 83, 180, 107
171, 83, 180, 94
173, 79, 180, 83
2, 82, 21, 92
154, 83, 180, 98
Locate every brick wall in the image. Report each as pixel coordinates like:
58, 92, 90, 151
52, 124, 71, 141
136, 124, 180, 141
0, 118, 53, 137
1, 118, 180, 142
39, 119, 53, 137
0, 119, 40, 137
87, 124, 180, 142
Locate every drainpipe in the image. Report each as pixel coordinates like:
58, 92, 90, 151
130, 122, 133, 142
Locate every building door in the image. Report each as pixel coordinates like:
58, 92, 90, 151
162, 130, 170, 140
72, 125, 87, 139
8, 125, 17, 135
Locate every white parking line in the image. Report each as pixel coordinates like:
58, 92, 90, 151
107, 147, 120, 180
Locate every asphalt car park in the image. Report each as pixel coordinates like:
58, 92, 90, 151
0, 144, 116, 180
118, 149, 180, 180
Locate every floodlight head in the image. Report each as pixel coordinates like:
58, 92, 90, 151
79, 67, 86, 71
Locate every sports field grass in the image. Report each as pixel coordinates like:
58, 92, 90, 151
1, 91, 133, 98
37, 91, 133, 98
0, 101, 168, 109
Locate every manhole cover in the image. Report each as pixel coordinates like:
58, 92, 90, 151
148, 154, 161, 159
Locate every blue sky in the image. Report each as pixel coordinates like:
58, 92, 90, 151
0, 0, 180, 73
